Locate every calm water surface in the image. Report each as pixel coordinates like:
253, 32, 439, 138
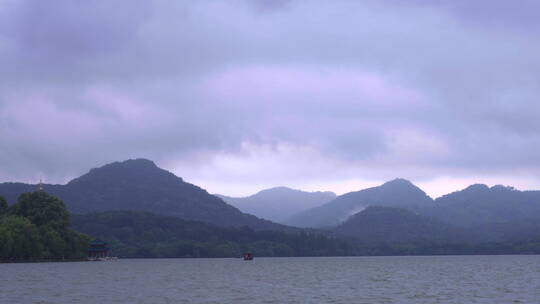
1, 255, 539, 303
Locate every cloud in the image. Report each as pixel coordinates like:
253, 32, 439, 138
0, 0, 539, 195
382, 0, 540, 33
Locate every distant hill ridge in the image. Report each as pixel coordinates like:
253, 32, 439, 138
285, 178, 433, 228
286, 178, 540, 229
217, 186, 336, 223
0, 159, 293, 231
427, 183, 540, 227
2, 160, 540, 237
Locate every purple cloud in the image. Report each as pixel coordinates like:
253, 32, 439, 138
0, 0, 539, 196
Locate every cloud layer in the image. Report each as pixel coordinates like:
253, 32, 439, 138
1, 0, 539, 196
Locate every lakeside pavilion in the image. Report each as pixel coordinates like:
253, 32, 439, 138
88, 239, 109, 258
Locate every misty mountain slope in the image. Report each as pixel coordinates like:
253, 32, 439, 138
425, 184, 540, 227
333, 206, 460, 243
217, 187, 336, 223
285, 179, 434, 228
0, 159, 294, 231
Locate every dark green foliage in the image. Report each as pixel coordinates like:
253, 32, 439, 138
0, 196, 7, 215
0, 216, 42, 258
70, 209, 540, 258
0, 192, 89, 259
9, 191, 69, 230
71, 211, 355, 258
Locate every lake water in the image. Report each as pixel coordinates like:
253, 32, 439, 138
1, 255, 539, 303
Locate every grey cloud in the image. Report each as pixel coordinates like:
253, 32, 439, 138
382, 0, 540, 32
0, 0, 539, 192
246, 0, 292, 12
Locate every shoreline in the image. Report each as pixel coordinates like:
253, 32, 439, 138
1, 257, 89, 263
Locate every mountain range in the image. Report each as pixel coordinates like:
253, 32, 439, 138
2, 159, 540, 253
0, 159, 291, 231
217, 187, 336, 223
425, 184, 540, 227
286, 178, 540, 231
285, 178, 433, 228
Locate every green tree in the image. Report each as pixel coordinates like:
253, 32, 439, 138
9, 191, 69, 231
0, 192, 89, 259
0, 222, 13, 257
0, 215, 42, 258
40, 229, 66, 256
0, 196, 7, 216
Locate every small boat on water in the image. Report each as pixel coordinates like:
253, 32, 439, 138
87, 256, 119, 262
243, 253, 254, 261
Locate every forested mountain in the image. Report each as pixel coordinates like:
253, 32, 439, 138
467, 220, 540, 243
3, 160, 540, 255
217, 187, 336, 223
0, 159, 293, 231
329, 185, 540, 245
332, 204, 540, 250
284, 180, 540, 231
285, 179, 433, 228
426, 184, 540, 227
71, 211, 353, 258
333, 206, 460, 243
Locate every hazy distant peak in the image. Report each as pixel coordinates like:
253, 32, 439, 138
116, 158, 158, 168
381, 178, 414, 187
257, 186, 297, 194
379, 178, 428, 196
285, 178, 433, 228
490, 185, 516, 192
88, 158, 158, 173
443, 184, 518, 198
232, 186, 336, 199
463, 184, 490, 192
218, 186, 337, 223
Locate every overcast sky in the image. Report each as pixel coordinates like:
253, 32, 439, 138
1, 0, 539, 198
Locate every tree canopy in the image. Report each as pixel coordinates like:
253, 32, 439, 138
0, 192, 89, 259
0, 196, 7, 215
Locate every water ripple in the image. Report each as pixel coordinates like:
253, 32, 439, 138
1, 255, 539, 304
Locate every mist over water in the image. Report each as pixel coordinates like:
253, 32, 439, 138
2, 256, 539, 304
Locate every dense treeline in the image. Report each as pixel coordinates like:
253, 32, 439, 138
3, 191, 540, 260
72, 211, 354, 258
72, 210, 540, 258
0, 192, 89, 259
